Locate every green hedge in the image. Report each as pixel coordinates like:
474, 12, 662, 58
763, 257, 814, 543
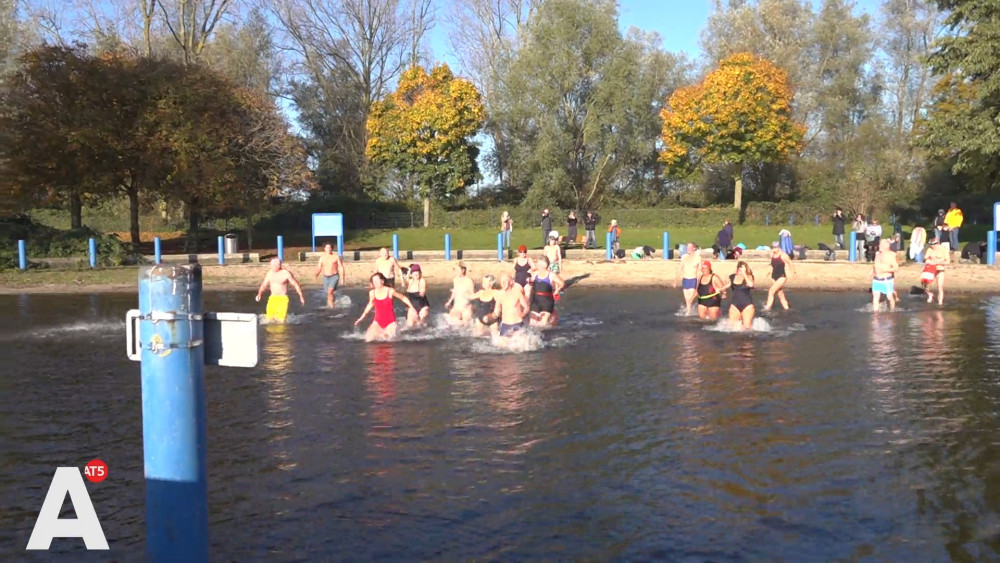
2, 215, 134, 269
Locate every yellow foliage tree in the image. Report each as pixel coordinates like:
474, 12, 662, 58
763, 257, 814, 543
366, 64, 486, 226
660, 53, 805, 209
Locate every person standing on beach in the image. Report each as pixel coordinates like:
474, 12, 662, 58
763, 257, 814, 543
944, 202, 963, 252
375, 247, 403, 288
832, 208, 846, 249
923, 237, 950, 305
607, 219, 621, 257
567, 211, 578, 244
714, 219, 733, 259
256, 258, 306, 323
869, 239, 899, 312
675, 242, 701, 315
852, 214, 867, 258
314, 243, 346, 308
544, 234, 562, 273
584, 211, 598, 249
934, 209, 946, 243
500, 210, 513, 249
540, 209, 552, 248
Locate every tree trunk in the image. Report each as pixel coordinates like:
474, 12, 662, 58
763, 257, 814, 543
245, 212, 254, 251
423, 197, 430, 228
128, 186, 141, 246
69, 192, 82, 229
733, 175, 743, 210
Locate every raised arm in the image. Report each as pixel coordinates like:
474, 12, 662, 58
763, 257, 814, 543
745, 274, 755, 289
390, 288, 415, 310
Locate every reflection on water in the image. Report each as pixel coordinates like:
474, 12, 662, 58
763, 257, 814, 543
2, 289, 1000, 560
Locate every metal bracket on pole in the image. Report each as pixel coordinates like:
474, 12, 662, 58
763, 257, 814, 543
127, 309, 259, 367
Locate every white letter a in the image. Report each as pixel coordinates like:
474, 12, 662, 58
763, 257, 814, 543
26, 467, 109, 550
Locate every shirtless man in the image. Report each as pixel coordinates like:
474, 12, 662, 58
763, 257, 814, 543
255, 258, 306, 323
444, 262, 476, 324
922, 237, 950, 305
674, 242, 701, 315
314, 243, 346, 308
493, 273, 531, 338
374, 247, 403, 289
869, 239, 899, 312
543, 234, 562, 274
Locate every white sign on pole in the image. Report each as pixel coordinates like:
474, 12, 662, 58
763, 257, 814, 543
994, 201, 999, 232
126, 310, 258, 367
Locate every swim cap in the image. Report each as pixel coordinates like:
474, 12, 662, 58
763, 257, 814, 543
702, 260, 712, 270
409, 263, 421, 273
518, 245, 527, 253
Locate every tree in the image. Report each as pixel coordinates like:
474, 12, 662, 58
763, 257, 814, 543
366, 63, 485, 226
660, 52, 804, 209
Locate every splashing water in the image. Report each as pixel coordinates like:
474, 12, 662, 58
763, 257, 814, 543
704, 316, 774, 334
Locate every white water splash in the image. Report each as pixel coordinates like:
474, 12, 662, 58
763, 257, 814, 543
704, 317, 774, 333
18, 320, 126, 340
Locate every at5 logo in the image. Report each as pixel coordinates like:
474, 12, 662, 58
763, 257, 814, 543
26, 460, 109, 551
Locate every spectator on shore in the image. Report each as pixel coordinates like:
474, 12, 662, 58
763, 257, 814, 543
832, 208, 846, 249
500, 210, 512, 249
567, 211, 578, 243
945, 202, 963, 251
852, 213, 867, 257
584, 211, 598, 249
934, 209, 946, 244
607, 219, 621, 257
540, 208, 552, 249
713, 219, 734, 259
961, 241, 987, 263
889, 232, 903, 252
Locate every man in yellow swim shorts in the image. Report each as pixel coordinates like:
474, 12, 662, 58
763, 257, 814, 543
255, 258, 306, 322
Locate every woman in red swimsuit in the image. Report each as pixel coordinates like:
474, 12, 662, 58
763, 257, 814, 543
355, 273, 416, 342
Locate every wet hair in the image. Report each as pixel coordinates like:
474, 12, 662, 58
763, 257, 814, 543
736, 261, 753, 278
370, 272, 387, 286
482, 275, 495, 288
537, 255, 550, 267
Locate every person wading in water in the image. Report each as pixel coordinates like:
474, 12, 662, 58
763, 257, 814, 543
314, 243, 346, 308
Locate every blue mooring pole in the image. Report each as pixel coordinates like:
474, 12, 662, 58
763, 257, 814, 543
217, 236, 225, 265
444, 233, 451, 261
337, 236, 344, 257
988, 231, 997, 266
392, 233, 399, 260
849, 232, 857, 262
663, 232, 670, 260
18, 239, 27, 270
497, 232, 504, 262
89, 237, 97, 268
606, 232, 613, 260
154, 237, 162, 264
276, 236, 284, 262
138, 264, 208, 562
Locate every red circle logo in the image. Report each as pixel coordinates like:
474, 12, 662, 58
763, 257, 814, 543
84, 459, 108, 483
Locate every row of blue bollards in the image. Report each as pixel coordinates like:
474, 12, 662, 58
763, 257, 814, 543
17, 237, 103, 269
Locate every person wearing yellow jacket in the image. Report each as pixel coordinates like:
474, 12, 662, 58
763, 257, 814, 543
944, 202, 964, 252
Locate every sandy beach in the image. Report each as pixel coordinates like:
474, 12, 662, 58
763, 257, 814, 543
2, 257, 997, 295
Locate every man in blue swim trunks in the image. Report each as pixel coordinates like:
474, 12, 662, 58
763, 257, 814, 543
869, 239, 899, 312
314, 244, 346, 308
674, 242, 701, 315
494, 273, 530, 337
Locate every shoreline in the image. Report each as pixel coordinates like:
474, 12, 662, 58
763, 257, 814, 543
1, 258, 998, 295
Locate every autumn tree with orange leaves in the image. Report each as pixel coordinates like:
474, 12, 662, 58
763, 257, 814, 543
366, 63, 486, 227
660, 53, 804, 209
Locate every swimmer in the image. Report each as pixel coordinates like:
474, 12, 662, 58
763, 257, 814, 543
696, 260, 727, 320
922, 236, 949, 305
493, 273, 530, 338
869, 239, 899, 312
513, 245, 534, 298
404, 263, 430, 327
314, 243, 346, 308
763, 241, 794, 311
444, 262, 475, 324
528, 255, 565, 327
255, 258, 306, 323
725, 261, 755, 330
374, 247, 403, 289
354, 272, 416, 341
471, 275, 501, 337
544, 235, 562, 274
674, 242, 700, 315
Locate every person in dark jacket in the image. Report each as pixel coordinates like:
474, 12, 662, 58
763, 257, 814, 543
567, 211, 578, 243
832, 208, 846, 249
934, 209, 946, 243
540, 209, 552, 248
584, 211, 598, 249
713, 219, 734, 259
961, 241, 987, 263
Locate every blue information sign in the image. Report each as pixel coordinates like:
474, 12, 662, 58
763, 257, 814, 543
312, 213, 344, 253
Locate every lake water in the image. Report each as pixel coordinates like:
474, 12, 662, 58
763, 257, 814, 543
2, 287, 1000, 560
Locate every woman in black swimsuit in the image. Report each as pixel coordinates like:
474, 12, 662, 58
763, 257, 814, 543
764, 242, 793, 312
513, 245, 534, 298
404, 263, 430, 327
696, 260, 726, 320
471, 275, 501, 337
726, 261, 756, 330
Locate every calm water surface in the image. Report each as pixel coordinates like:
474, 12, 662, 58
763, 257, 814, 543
2, 287, 1000, 561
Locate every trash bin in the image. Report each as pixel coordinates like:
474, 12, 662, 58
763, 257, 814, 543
224, 233, 238, 254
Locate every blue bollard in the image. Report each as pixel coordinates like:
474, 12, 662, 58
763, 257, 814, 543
663, 232, 670, 260
606, 232, 613, 260
765, 214, 770, 226
18, 239, 27, 270
392, 233, 399, 260
217, 236, 225, 265
276, 235, 284, 262
445, 233, 451, 261
138, 264, 208, 562
849, 232, 857, 262
497, 232, 504, 262
337, 236, 344, 257
154, 237, 162, 264
89, 237, 97, 268
988, 231, 997, 266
